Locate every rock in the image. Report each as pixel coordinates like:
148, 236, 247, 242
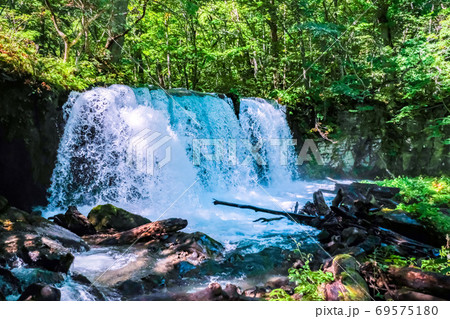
70, 273, 105, 301
16, 268, 64, 288
0, 291, 5, 301
82, 218, 188, 245
388, 267, 450, 300
0, 234, 74, 273
223, 284, 241, 300
141, 274, 166, 291
0, 267, 21, 297
313, 191, 330, 215
49, 206, 96, 236
317, 230, 331, 242
324, 254, 358, 277
189, 282, 224, 301
341, 227, 367, 246
87, 204, 151, 232
324, 254, 370, 301
18, 283, 61, 301
171, 261, 197, 279
117, 279, 144, 299
0, 206, 89, 252
243, 287, 268, 299
265, 276, 290, 289
165, 231, 224, 259
358, 235, 381, 254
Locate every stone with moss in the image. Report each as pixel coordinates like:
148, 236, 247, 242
88, 204, 151, 232
324, 254, 371, 301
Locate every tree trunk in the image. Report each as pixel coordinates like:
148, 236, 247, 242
109, 0, 129, 62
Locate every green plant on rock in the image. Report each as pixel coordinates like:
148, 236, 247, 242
270, 250, 333, 301
368, 176, 450, 239
420, 236, 450, 275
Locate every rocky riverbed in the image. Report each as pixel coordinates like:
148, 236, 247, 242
1, 182, 450, 301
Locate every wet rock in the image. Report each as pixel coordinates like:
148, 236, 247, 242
172, 261, 197, 278
358, 235, 381, 254
341, 227, 367, 246
165, 231, 224, 259
18, 283, 61, 301
223, 284, 240, 300
49, 206, 96, 236
15, 268, 64, 288
0, 267, 21, 296
70, 273, 105, 301
141, 274, 166, 291
265, 276, 290, 289
189, 282, 224, 301
87, 204, 151, 232
243, 287, 268, 299
0, 205, 89, 252
0, 233, 74, 273
317, 230, 331, 242
388, 267, 450, 300
117, 279, 144, 299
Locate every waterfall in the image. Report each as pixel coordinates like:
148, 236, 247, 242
46, 85, 330, 250
48, 85, 297, 209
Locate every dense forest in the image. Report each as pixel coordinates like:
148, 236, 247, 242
0, 0, 449, 143
1, 0, 450, 303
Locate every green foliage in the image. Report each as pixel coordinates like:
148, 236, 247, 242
368, 241, 450, 276
371, 176, 450, 237
0, 0, 448, 142
368, 245, 417, 272
270, 249, 333, 301
420, 242, 450, 275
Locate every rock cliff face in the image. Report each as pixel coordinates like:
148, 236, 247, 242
288, 105, 449, 178
0, 72, 69, 211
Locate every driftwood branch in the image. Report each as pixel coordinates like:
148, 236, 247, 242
83, 218, 187, 245
212, 199, 315, 223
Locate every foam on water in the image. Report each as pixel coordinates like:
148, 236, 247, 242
45, 85, 334, 254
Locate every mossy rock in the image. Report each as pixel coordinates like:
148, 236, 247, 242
324, 254, 370, 301
87, 204, 151, 232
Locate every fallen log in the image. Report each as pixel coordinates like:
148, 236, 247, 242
212, 199, 316, 223
83, 218, 188, 245
388, 267, 450, 300
376, 227, 436, 256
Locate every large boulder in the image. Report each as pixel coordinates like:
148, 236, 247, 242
87, 204, 151, 232
0, 206, 89, 251
49, 206, 96, 236
323, 254, 371, 301
18, 283, 61, 301
0, 205, 88, 272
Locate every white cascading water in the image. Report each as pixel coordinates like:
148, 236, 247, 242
43, 84, 336, 300
43, 85, 335, 299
